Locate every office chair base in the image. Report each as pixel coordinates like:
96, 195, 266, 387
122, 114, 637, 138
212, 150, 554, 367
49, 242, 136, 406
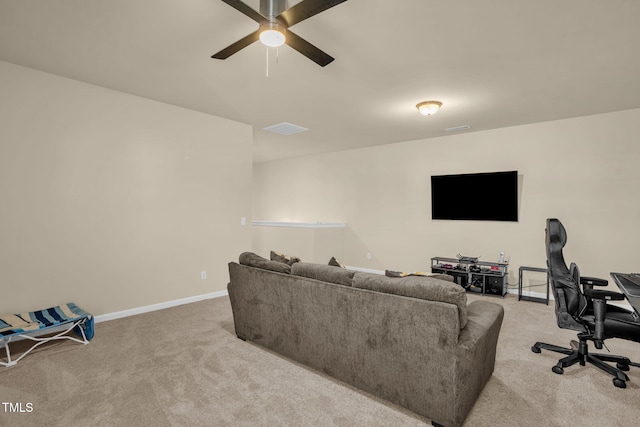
532, 339, 633, 388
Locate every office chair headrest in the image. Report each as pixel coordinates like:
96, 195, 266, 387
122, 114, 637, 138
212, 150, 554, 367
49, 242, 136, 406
547, 218, 567, 248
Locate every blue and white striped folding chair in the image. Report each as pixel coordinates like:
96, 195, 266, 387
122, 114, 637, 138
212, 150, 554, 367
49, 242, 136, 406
0, 303, 94, 367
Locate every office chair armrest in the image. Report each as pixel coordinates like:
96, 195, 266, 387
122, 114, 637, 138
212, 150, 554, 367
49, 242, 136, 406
583, 289, 625, 348
583, 289, 625, 301
580, 276, 608, 287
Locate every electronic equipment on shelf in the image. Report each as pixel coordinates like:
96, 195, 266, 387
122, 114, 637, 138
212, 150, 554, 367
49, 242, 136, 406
431, 256, 508, 297
456, 254, 479, 263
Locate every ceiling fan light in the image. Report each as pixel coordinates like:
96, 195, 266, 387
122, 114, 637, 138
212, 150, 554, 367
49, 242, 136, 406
260, 29, 285, 47
416, 101, 442, 116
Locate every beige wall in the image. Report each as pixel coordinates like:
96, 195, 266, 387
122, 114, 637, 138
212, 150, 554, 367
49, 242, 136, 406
252, 224, 345, 265
0, 61, 253, 316
253, 108, 640, 289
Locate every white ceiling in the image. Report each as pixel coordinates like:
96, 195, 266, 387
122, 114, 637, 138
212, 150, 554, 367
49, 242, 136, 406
1, 0, 639, 163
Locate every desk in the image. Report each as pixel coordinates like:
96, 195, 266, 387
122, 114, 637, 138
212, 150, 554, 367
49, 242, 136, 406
518, 266, 549, 305
610, 272, 640, 316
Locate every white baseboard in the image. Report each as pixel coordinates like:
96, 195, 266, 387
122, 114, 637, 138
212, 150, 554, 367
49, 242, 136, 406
508, 288, 554, 301
2, 291, 229, 344
94, 290, 228, 324
467, 287, 553, 301
345, 265, 384, 275
90, 288, 628, 321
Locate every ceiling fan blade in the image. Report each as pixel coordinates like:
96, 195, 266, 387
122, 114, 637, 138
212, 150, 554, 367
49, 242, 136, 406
277, 0, 348, 27
220, 0, 267, 24
212, 30, 260, 59
285, 30, 334, 67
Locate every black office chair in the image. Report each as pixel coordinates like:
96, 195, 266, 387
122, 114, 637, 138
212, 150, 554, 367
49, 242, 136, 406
532, 218, 640, 388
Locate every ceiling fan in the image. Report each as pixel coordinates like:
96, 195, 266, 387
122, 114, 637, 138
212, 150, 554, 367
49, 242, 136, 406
212, 0, 348, 67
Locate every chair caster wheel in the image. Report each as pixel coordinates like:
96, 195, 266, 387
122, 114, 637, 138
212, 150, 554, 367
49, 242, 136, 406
531, 346, 541, 353
552, 366, 564, 375
613, 378, 627, 388
616, 362, 630, 371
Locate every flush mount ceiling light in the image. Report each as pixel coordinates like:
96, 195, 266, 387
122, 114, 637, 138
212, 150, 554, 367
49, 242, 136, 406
259, 22, 285, 47
416, 100, 442, 116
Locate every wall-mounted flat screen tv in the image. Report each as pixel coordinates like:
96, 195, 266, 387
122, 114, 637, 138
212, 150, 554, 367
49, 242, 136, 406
431, 171, 518, 221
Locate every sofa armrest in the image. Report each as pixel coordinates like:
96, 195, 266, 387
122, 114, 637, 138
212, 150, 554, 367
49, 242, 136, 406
459, 300, 505, 344
451, 300, 504, 427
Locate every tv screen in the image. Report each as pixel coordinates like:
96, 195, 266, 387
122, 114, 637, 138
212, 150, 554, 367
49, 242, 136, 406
431, 171, 518, 221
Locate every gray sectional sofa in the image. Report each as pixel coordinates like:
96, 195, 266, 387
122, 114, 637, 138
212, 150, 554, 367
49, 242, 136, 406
227, 252, 504, 427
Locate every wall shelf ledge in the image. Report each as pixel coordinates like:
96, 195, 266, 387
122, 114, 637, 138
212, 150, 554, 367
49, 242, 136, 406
251, 220, 346, 229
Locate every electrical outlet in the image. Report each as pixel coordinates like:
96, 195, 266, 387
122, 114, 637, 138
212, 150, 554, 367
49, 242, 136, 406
240, 217, 246, 225
366, 253, 372, 260
201, 271, 207, 280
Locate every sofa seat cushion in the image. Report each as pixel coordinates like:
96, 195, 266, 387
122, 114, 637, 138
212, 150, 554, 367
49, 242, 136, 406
291, 262, 355, 287
239, 252, 291, 274
353, 272, 468, 329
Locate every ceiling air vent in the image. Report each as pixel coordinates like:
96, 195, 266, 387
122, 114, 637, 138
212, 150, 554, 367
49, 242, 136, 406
445, 125, 472, 132
263, 122, 309, 135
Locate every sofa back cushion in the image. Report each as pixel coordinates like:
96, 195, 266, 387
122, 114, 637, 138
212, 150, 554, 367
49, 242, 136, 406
239, 252, 291, 274
291, 262, 355, 287
353, 272, 468, 329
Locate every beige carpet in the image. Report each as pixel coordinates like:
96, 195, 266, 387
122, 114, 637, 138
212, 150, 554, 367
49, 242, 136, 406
1, 293, 639, 426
